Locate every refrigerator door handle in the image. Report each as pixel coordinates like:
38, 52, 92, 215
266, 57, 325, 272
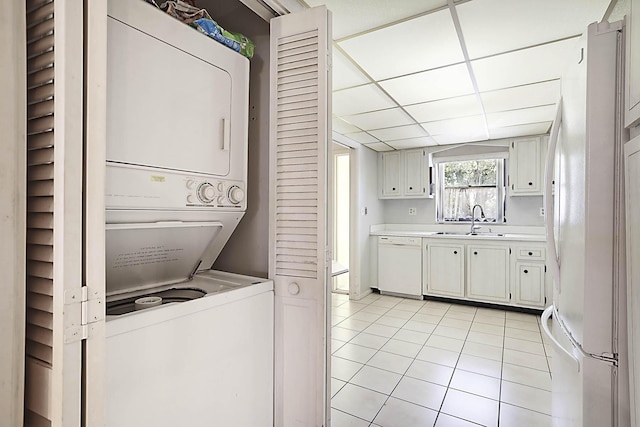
541, 304, 581, 371
544, 98, 562, 292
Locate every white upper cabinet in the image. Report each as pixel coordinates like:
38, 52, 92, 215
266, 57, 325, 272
509, 136, 544, 196
379, 148, 430, 198
626, 0, 640, 128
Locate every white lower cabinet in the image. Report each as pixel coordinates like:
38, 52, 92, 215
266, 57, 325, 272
424, 241, 464, 297
514, 262, 545, 308
466, 245, 510, 303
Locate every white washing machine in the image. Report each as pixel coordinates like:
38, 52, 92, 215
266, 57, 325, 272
104, 1, 272, 425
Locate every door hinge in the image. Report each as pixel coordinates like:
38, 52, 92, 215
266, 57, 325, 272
64, 286, 104, 343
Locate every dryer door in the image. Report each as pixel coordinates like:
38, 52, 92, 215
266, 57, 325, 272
107, 17, 232, 176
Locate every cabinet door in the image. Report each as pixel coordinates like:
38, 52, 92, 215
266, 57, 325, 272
381, 151, 401, 197
514, 262, 545, 308
467, 245, 509, 302
510, 138, 541, 195
404, 149, 424, 196
426, 243, 464, 297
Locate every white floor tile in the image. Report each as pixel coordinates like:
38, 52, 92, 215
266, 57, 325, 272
333, 307, 352, 318
435, 413, 482, 426
371, 298, 401, 308
331, 408, 372, 427
375, 315, 408, 328
432, 325, 468, 340
506, 318, 540, 332
502, 363, 552, 391
333, 343, 378, 364
350, 365, 403, 395
504, 327, 542, 343
426, 335, 465, 353
332, 383, 388, 422
502, 348, 549, 372
350, 311, 383, 323
373, 397, 438, 427
411, 313, 443, 325
472, 314, 505, 326
449, 369, 500, 400
438, 317, 472, 330
470, 322, 505, 336
380, 339, 423, 358
456, 354, 502, 379
500, 380, 552, 415
332, 316, 347, 326
361, 305, 392, 315
332, 339, 347, 353
338, 318, 373, 332
499, 402, 552, 426
462, 341, 503, 362
402, 320, 436, 334
441, 389, 499, 427
505, 311, 539, 322
475, 307, 505, 319
504, 336, 545, 355
332, 326, 360, 342
332, 356, 363, 382
416, 346, 460, 368
331, 378, 346, 397
443, 311, 475, 321
465, 330, 504, 348
392, 329, 430, 345
350, 332, 390, 350
367, 351, 413, 375
391, 376, 447, 411
364, 323, 400, 338
448, 305, 477, 314
405, 359, 454, 386
386, 309, 416, 320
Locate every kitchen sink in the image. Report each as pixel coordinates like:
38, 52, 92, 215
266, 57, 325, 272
435, 231, 505, 237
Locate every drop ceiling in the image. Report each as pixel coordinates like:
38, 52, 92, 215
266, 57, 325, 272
302, 0, 615, 151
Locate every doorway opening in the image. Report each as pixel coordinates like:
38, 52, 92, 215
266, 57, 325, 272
332, 143, 350, 294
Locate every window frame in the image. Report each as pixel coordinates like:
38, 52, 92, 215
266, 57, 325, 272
435, 157, 506, 223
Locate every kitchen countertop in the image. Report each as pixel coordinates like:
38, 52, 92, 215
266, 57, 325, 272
370, 224, 546, 242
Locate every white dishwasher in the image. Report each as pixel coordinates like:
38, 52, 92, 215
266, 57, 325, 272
377, 236, 423, 298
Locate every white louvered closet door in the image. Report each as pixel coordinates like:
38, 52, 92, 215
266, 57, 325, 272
25, 1, 87, 425
270, 6, 331, 426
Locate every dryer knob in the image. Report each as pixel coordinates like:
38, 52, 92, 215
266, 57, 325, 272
227, 186, 245, 204
198, 183, 216, 203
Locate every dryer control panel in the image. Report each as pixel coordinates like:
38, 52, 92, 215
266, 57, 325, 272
187, 178, 245, 208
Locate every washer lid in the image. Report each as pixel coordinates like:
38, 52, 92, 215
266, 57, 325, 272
105, 221, 223, 296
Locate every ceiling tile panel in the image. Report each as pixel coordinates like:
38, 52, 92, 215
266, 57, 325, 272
421, 115, 486, 136
488, 122, 552, 139
456, 0, 610, 59
338, 8, 464, 81
481, 80, 560, 113
332, 49, 371, 91
379, 63, 475, 106
332, 116, 362, 134
306, 0, 447, 40
471, 38, 578, 92
387, 137, 438, 149
344, 131, 380, 144
342, 108, 415, 130
432, 132, 487, 145
487, 105, 556, 129
405, 94, 483, 123
333, 84, 397, 116
363, 142, 395, 152
369, 124, 428, 141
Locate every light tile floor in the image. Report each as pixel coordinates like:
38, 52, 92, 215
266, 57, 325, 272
330, 292, 553, 427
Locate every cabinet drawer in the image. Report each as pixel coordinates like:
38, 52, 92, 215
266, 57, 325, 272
516, 247, 545, 261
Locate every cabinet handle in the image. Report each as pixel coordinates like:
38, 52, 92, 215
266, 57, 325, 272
528, 251, 533, 256
392, 187, 396, 191
528, 182, 533, 186
473, 251, 478, 255
409, 186, 413, 190
524, 269, 529, 274
453, 251, 457, 254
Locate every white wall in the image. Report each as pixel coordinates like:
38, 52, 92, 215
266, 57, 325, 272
0, 1, 25, 424
208, 0, 271, 277
352, 144, 384, 298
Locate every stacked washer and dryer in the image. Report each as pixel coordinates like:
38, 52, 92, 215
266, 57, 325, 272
104, 0, 273, 426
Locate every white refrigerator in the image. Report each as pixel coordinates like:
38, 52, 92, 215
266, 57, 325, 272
541, 20, 630, 427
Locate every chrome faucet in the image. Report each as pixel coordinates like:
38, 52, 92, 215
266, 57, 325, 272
470, 204, 485, 234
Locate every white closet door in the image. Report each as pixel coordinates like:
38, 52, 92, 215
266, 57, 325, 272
270, 6, 331, 426
24, 1, 89, 425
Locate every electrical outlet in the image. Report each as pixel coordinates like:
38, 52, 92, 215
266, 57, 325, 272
409, 207, 417, 216
539, 207, 545, 217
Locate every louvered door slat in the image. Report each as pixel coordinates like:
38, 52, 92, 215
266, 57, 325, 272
28, 67, 54, 88
27, 164, 54, 181
27, 99, 54, 119
28, 83, 54, 103
27, 196, 54, 212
